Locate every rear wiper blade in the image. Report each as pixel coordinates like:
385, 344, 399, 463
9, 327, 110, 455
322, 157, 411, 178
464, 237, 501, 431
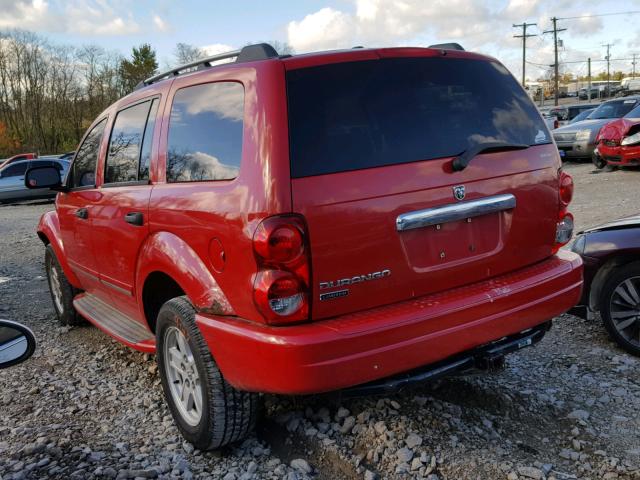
451, 142, 530, 172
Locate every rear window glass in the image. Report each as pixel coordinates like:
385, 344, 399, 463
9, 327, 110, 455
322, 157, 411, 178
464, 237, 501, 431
287, 57, 551, 178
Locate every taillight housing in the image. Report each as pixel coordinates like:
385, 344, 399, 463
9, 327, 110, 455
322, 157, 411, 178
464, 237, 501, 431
559, 170, 574, 206
553, 169, 575, 253
252, 215, 310, 325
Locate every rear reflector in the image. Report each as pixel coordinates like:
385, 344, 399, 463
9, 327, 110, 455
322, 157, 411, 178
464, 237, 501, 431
554, 212, 574, 250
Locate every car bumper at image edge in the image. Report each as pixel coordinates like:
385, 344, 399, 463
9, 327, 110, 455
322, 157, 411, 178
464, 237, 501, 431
196, 251, 583, 395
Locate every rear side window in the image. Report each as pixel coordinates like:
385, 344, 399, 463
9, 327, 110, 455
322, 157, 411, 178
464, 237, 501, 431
70, 118, 107, 188
287, 57, 551, 178
105, 100, 153, 184
166, 82, 244, 182
2, 162, 28, 178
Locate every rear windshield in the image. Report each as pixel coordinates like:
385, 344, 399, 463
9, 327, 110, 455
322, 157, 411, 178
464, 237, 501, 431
590, 99, 639, 119
286, 57, 550, 178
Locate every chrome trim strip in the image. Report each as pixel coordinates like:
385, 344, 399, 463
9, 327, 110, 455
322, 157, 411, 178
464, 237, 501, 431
100, 278, 133, 297
396, 193, 516, 232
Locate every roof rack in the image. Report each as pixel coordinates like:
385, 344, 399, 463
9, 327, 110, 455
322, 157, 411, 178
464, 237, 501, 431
137, 43, 279, 90
428, 43, 465, 51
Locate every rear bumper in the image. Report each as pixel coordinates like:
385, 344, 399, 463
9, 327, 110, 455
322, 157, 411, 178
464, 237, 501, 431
197, 250, 583, 395
556, 140, 594, 158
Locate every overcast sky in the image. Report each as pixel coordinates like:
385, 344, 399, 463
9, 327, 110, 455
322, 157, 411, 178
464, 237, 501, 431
2, 0, 640, 81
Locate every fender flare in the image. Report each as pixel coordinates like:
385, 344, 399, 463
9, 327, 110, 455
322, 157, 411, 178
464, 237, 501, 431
136, 231, 234, 315
37, 211, 82, 287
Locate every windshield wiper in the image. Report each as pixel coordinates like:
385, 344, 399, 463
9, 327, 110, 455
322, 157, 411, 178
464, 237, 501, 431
451, 142, 530, 172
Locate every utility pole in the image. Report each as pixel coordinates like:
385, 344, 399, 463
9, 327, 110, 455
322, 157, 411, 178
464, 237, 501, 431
587, 57, 591, 101
544, 17, 566, 106
632, 53, 636, 78
513, 22, 537, 87
603, 43, 612, 97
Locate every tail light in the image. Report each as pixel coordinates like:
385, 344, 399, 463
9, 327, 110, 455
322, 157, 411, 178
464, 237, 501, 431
559, 170, 573, 206
253, 215, 310, 325
553, 169, 575, 253
553, 118, 559, 129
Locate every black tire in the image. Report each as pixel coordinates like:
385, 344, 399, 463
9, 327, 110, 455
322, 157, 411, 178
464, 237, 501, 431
599, 262, 640, 357
156, 296, 259, 450
44, 245, 84, 326
592, 151, 607, 170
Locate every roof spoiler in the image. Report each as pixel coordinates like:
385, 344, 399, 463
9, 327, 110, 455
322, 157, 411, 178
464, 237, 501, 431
428, 43, 465, 51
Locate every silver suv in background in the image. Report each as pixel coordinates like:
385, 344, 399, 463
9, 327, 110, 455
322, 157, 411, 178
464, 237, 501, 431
0, 158, 69, 203
553, 97, 640, 160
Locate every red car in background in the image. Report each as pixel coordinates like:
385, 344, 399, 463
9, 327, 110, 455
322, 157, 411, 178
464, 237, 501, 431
596, 104, 640, 167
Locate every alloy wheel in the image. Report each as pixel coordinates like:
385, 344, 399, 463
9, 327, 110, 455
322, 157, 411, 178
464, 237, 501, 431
609, 276, 640, 348
163, 326, 203, 426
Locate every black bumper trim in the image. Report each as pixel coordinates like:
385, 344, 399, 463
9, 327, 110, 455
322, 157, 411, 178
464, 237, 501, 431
340, 321, 551, 398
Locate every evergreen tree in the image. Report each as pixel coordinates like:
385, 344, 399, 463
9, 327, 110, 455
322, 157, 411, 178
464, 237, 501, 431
119, 44, 158, 93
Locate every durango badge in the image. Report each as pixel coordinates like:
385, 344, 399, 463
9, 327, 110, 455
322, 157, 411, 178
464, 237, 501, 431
319, 269, 391, 290
453, 185, 466, 201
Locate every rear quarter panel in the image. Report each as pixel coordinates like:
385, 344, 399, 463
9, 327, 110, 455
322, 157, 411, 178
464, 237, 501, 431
146, 61, 291, 323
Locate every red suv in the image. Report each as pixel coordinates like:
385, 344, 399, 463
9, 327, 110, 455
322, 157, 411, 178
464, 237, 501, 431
26, 43, 583, 449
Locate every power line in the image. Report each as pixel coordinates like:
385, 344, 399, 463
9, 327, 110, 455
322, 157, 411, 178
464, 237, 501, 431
513, 22, 537, 85
558, 10, 640, 20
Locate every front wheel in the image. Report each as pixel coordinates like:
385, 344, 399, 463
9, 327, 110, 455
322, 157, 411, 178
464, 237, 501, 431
592, 150, 607, 170
156, 297, 259, 449
600, 263, 640, 357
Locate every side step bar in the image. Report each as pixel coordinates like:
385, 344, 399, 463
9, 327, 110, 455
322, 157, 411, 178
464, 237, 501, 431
74, 294, 155, 350
340, 321, 551, 398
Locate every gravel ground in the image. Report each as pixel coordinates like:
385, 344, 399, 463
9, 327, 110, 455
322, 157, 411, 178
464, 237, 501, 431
1, 162, 639, 480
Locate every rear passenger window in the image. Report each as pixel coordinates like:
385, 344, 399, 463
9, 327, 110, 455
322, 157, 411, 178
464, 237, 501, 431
166, 82, 244, 182
71, 118, 107, 188
105, 100, 153, 184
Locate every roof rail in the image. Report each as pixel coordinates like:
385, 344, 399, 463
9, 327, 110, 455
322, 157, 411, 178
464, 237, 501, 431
428, 43, 465, 51
137, 43, 279, 90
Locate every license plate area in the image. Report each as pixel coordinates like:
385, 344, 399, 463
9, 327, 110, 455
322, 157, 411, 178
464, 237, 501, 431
399, 212, 504, 272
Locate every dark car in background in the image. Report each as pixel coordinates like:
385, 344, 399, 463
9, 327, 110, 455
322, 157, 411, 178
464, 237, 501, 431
568, 108, 595, 124
0, 158, 69, 203
553, 96, 640, 160
550, 103, 599, 124
571, 215, 640, 356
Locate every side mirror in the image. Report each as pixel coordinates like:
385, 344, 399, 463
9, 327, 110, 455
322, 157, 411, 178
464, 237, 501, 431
25, 166, 64, 191
0, 319, 36, 369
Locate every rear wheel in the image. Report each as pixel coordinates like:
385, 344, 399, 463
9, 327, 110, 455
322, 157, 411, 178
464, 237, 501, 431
45, 245, 83, 326
156, 296, 259, 449
600, 263, 640, 356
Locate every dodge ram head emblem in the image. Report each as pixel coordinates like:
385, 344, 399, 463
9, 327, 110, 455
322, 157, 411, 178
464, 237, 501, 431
453, 185, 466, 201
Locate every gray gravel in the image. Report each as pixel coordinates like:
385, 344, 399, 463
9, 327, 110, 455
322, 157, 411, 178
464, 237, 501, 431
1, 163, 640, 479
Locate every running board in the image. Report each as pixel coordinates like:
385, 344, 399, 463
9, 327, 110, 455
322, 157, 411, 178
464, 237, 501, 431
74, 294, 155, 351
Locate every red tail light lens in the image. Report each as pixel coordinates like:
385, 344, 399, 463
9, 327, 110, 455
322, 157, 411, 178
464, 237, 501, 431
252, 215, 310, 325
254, 220, 304, 264
559, 171, 574, 206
